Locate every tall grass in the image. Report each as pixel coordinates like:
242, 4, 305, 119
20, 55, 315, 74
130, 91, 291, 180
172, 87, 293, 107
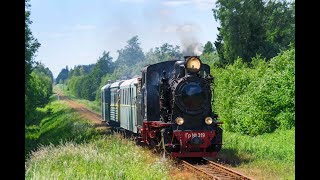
25, 100, 99, 160
54, 85, 101, 114
218, 128, 295, 179
25, 96, 171, 179
25, 135, 171, 179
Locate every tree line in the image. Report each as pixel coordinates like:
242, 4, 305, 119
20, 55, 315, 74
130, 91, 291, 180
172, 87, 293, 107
62, 37, 183, 101
212, 0, 294, 65
25, 0, 54, 126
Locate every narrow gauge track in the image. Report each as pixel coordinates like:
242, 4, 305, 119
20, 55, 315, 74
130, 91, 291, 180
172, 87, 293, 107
178, 158, 254, 180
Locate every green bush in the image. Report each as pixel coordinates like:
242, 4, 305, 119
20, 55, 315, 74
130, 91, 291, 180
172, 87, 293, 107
212, 47, 294, 135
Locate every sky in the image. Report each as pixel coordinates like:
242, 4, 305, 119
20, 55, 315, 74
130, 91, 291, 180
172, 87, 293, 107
29, 0, 220, 78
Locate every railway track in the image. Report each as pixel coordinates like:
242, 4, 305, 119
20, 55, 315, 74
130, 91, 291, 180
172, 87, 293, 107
179, 158, 254, 180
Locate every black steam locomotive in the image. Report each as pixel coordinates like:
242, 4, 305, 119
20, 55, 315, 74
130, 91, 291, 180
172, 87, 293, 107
101, 56, 222, 158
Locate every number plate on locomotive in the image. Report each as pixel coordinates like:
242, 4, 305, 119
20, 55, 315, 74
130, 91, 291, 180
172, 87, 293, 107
185, 132, 206, 139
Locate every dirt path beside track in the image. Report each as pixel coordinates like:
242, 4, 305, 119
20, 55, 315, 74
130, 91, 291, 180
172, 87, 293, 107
54, 88, 110, 132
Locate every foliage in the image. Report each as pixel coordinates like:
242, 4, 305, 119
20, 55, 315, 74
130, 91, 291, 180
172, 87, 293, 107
213, 0, 295, 64
212, 47, 294, 135
25, 66, 53, 126
25, 72, 52, 125
68, 64, 95, 78
33, 63, 54, 82
25, 0, 41, 88
202, 41, 215, 54
200, 52, 222, 68
64, 39, 182, 103
116, 35, 145, 69
264, 0, 295, 58
66, 51, 114, 101
66, 76, 84, 98
56, 66, 69, 84
25, 0, 54, 126
131, 43, 183, 77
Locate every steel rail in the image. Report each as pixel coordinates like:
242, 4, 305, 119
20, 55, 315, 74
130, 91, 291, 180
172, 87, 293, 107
180, 158, 254, 180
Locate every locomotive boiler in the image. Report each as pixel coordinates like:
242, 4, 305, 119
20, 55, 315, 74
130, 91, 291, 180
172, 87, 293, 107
101, 56, 222, 158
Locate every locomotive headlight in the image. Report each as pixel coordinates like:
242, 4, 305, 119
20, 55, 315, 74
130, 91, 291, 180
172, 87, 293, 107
186, 57, 201, 73
175, 117, 184, 125
205, 117, 213, 125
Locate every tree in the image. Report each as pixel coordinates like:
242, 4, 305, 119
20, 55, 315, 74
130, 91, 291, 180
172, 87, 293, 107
33, 63, 54, 83
203, 41, 215, 54
26, 0, 47, 125
92, 51, 114, 78
25, 0, 41, 91
213, 0, 266, 64
154, 43, 182, 60
87, 51, 114, 100
264, 0, 295, 59
56, 66, 69, 84
214, 29, 227, 65
116, 36, 145, 67
212, 0, 294, 64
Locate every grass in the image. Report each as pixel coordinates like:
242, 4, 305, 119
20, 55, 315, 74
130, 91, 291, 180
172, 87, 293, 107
25, 134, 172, 180
25, 99, 99, 160
25, 94, 171, 179
55, 84, 101, 114
217, 128, 295, 179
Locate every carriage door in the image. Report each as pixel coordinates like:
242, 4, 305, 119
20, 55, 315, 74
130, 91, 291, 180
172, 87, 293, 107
117, 89, 121, 122
101, 90, 104, 120
128, 86, 133, 132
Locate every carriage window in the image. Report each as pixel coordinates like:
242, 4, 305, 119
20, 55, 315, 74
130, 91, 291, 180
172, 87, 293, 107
127, 89, 129, 105
121, 90, 123, 104
130, 88, 132, 105
125, 89, 127, 105
126, 89, 129, 104
125, 89, 126, 105
129, 88, 132, 105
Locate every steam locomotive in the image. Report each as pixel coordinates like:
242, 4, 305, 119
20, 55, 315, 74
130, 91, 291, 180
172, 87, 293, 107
101, 56, 222, 158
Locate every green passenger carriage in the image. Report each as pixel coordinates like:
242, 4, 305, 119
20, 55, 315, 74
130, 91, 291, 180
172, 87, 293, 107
119, 78, 139, 133
100, 81, 112, 122
109, 80, 124, 126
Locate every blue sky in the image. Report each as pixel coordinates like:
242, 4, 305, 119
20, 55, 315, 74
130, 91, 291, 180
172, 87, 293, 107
29, 0, 219, 78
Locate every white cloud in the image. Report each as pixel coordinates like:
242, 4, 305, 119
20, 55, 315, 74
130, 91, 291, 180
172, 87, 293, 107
48, 32, 69, 38
159, 9, 174, 16
162, 0, 214, 9
119, 0, 147, 3
73, 24, 96, 31
162, 0, 191, 6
